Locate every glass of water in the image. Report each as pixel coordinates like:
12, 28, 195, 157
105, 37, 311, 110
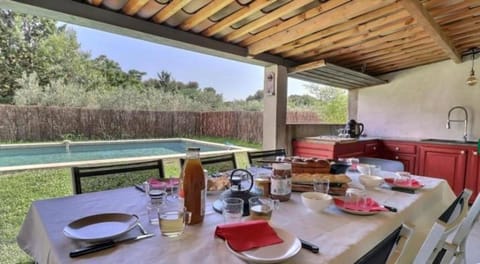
222, 198, 244, 223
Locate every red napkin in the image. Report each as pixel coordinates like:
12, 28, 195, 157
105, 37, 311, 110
384, 178, 423, 188
215, 220, 283, 252
334, 198, 388, 212
148, 178, 170, 188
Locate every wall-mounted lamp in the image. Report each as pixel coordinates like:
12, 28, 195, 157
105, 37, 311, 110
466, 50, 477, 86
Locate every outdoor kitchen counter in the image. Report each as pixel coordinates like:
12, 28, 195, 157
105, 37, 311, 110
301, 136, 478, 147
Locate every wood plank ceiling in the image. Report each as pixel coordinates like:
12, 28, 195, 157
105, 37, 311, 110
67, 0, 480, 87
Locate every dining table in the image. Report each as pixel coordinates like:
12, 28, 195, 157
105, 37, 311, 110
17, 171, 456, 264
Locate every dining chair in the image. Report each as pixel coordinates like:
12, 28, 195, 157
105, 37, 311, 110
413, 189, 474, 264
357, 157, 404, 172
247, 149, 286, 167
180, 153, 237, 174
354, 224, 413, 264
71, 160, 165, 194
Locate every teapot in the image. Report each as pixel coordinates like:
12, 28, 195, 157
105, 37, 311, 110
345, 119, 364, 138
213, 169, 258, 216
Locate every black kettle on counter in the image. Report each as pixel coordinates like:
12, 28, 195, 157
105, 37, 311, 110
345, 119, 364, 138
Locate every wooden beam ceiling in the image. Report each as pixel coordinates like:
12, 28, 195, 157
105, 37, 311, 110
399, 0, 462, 63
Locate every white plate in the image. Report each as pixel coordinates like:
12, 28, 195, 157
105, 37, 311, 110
337, 206, 379, 216
63, 213, 138, 242
225, 227, 301, 263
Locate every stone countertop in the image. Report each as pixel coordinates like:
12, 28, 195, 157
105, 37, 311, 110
300, 136, 479, 147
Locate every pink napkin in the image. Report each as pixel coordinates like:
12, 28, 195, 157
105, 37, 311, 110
148, 178, 179, 188
334, 198, 388, 212
384, 178, 423, 188
215, 220, 283, 252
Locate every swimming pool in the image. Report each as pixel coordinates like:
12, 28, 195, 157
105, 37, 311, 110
0, 138, 248, 172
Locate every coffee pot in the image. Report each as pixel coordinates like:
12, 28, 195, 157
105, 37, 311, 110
345, 119, 364, 138
213, 169, 258, 216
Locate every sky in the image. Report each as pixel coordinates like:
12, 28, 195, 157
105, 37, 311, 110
67, 24, 312, 101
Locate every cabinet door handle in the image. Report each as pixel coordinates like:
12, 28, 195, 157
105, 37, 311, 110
474, 151, 478, 156
460, 150, 465, 154
373, 146, 377, 151
395, 147, 400, 151
395, 156, 399, 160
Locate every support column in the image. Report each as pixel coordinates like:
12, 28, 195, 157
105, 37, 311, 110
263, 65, 288, 150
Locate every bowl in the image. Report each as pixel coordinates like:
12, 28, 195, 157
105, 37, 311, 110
357, 164, 379, 175
301, 192, 332, 212
359, 175, 384, 188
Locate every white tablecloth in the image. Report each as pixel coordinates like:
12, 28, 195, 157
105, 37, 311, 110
17, 174, 455, 264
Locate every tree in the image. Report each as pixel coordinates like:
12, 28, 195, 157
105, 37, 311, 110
305, 83, 348, 123
246, 89, 263, 101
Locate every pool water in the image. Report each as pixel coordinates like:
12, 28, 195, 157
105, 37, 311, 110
0, 139, 237, 169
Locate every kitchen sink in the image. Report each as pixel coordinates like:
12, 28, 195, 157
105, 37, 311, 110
420, 138, 478, 144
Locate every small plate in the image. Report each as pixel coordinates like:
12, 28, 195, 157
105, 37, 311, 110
333, 198, 384, 216
384, 178, 424, 191
63, 213, 138, 242
226, 227, 301, 263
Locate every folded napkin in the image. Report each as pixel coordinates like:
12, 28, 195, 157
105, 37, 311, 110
148, 178, 173, 188
334, 197, 388, 212
215, 220, 283, 252
384, 178, 423, 188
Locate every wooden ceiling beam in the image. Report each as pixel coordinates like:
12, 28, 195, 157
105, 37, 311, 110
372, 56, 445, 74
152, 0, 192, 23
436, 7, 480, 26
283, 13, 413, 59
309, 26, 425, 61
122, 0, 149, 16
180, 0, 233, 31
248, 0, 395, 55
271, 2, 404, 54
224, 0, 316, 43
240, 0, 349, 46
399, 0, 461, 63
288, 59, 326, 73
202, 0, 275, 37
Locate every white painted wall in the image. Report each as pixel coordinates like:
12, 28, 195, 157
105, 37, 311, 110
356, 59, 480, 141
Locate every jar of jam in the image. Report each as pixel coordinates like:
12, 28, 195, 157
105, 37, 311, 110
254, 172, 271, 197
270, 163, 292, 201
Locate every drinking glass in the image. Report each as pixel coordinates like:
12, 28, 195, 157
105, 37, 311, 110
395, 171, 412, 186
148, 180, 167, 203
158, 208, 191, 238
346, 158, 360, 172
167, 178, 180, 202
248, 197, 280, 221
313, 178, 330, 194
344, 188, 367, 211
222, 198, 244, 223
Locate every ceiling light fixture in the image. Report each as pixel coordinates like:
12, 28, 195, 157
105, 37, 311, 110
466, 50, 477, 86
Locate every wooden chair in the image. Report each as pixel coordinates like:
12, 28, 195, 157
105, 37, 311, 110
180, 153, 237, 174
358, 157, 405, 172
71, 160, 165, 194
355, 224, 413, 264
247, 149, 286, 167
413, 189, 478, 264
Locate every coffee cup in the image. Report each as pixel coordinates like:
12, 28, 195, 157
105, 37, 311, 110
248, 197, 279, 221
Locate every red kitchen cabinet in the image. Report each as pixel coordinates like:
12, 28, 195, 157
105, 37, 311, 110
465, 149, 480, 203
418, 145, 467, 195
364, 142, 381, 157
382, 141, 417, 173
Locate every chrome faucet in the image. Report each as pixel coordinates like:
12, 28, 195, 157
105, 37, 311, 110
446, 106, 469, 142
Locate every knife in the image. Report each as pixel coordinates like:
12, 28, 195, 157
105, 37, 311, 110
299, 239, 319, 254
69, 233, 154, 258
382, 205, 398, 212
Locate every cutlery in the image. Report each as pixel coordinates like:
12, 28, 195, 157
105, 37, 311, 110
382, 205, 398, 212
134, 184, 145, 192
390, 186, 416, 194
299, 239, 319, 254
70, 233, 154, 258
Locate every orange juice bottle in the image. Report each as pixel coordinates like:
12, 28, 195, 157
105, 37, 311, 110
181, 147, 205, 225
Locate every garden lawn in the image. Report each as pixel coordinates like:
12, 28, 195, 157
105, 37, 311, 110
0, 139, 260, 263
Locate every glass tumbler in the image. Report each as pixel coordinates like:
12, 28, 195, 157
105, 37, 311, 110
222, 198, 244, 223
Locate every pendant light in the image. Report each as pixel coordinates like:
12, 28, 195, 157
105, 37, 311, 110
466, 51, 477, 86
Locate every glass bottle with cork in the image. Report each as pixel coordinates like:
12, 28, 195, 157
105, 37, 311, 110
180, 147, 206, 225
270, 163, 292, 201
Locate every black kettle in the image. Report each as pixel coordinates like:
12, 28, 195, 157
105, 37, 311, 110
345, 119, 364, 138
213, 169, 258, 216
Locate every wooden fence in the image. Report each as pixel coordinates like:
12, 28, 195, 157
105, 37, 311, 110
0, 105, 320, 143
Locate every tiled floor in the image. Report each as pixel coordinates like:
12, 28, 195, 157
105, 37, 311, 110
467, 218, 480, 263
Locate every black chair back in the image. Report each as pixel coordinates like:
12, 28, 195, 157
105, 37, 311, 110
354, 225, 403, 264
247, 149, 286, 167
72, 160, 164, 194
180, 153, 237, 174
